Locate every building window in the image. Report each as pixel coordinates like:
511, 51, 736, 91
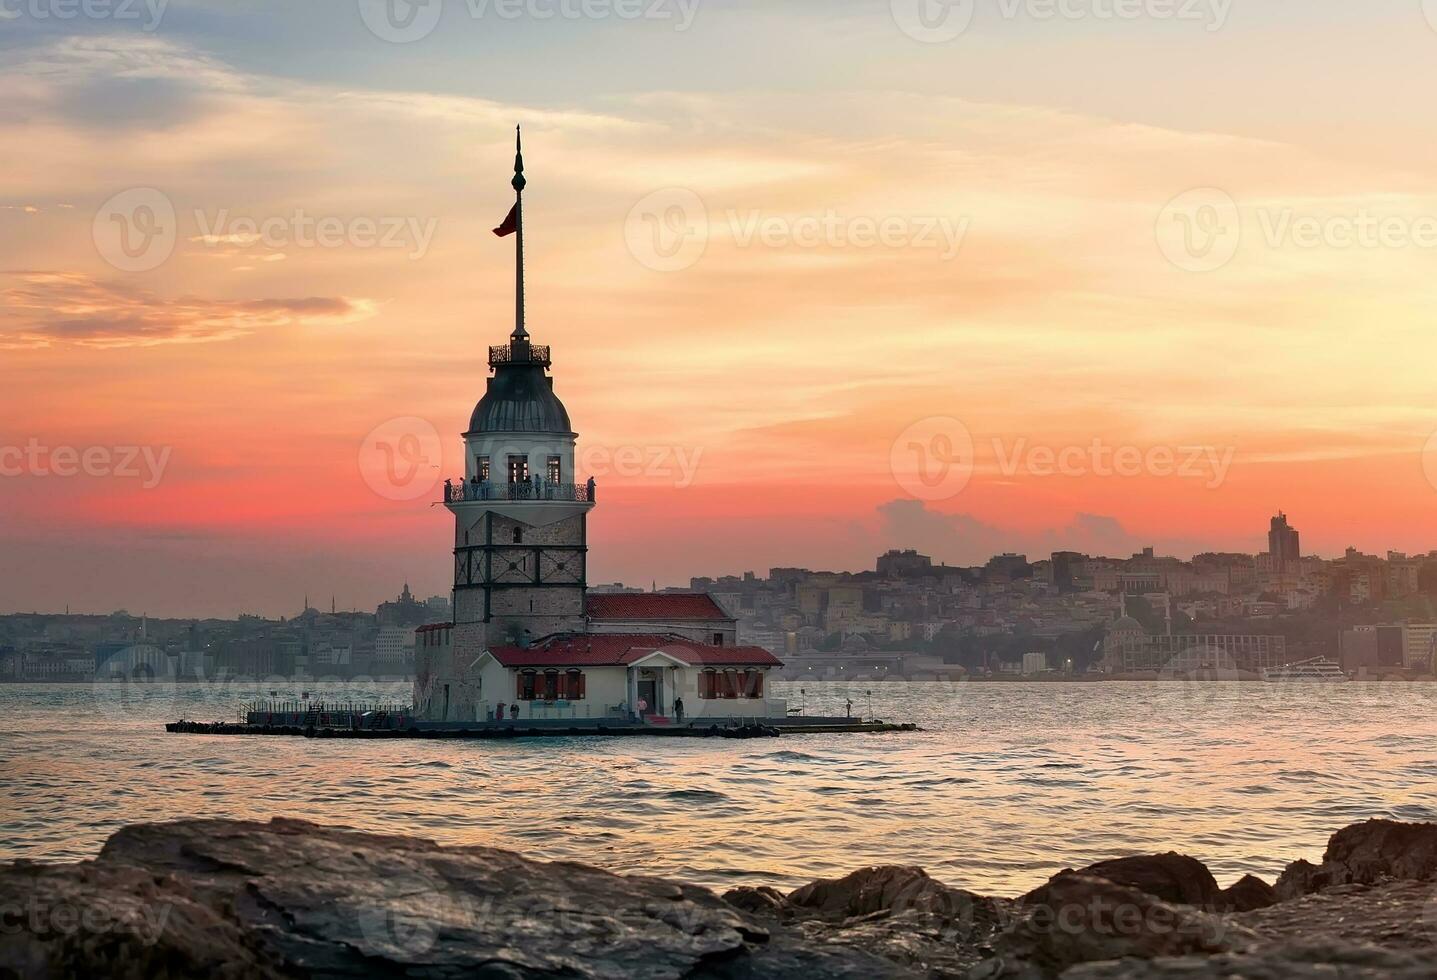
477, 455, 490, 482
542, 670, 560, 702
713, 633, 724, 646
508, 455, 528, 484
699, 669, 719, 699
513, 527, 523, 544
547, 456, 562, 483
517, 670, 537, 701
565, 669, 586, 700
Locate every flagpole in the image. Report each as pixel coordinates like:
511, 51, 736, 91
512, 125, 527, 341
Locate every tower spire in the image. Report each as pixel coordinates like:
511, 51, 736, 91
512, 125, 528, 341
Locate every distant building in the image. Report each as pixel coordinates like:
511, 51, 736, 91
877, 549, 933, 578
375, 627, 417, 668
1268, 513, 1301, 570
377, 584, 429, 628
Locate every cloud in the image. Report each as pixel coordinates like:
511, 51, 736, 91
876, 498, 1150, 565
0, 271, 374, 349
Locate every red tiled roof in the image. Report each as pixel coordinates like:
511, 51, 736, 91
486, 632, 781, 669
586, 593, 732, 622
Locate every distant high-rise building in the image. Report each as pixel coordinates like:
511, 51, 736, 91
1268, 512, 1301, 569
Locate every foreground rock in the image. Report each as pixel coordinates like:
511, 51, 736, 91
1274, 817, 1437, 900
2, 817, 1434, 979
727, 865, 1009, 975
0, 818, 909, 979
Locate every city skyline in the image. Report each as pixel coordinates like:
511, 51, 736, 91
9, 3, 1437, 616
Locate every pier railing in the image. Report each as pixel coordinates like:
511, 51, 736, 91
242, 699, 412, 730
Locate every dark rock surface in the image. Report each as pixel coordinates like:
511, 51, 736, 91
1217, 873, 1277, 912
1274, 818, 1437, 900
1020, 854, 1224, 911
2, 817, 1435, 979
2, 818, 912, 979
975, 873, 1255, 979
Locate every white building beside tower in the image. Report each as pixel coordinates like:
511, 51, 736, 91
413, 131, 784, 726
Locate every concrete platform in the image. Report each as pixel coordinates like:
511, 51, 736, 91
165, 719, 919, 740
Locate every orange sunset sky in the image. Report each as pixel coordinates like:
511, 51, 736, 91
6, 1, 1437, 617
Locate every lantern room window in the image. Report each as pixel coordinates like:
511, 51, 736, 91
547, 456, 562, 483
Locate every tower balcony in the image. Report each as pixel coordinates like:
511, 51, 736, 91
489, 342, 551, 368
445, 479, 594, 505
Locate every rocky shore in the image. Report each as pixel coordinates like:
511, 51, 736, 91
1, 817, 1433, 978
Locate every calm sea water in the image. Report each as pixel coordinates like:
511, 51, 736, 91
2, 681, 1434, 896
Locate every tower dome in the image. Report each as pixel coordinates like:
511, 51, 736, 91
467, 343, 572, 435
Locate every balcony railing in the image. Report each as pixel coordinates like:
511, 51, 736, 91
489, 343, 552, 367
445, 479, 593, 504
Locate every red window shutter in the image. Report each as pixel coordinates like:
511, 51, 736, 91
516, 672, 525, 699
752, 671, 764, 699
577, 672, 586, 700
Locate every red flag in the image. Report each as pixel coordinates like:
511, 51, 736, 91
493, 204, 518, 238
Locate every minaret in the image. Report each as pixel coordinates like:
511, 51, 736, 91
443, 128, 596, 649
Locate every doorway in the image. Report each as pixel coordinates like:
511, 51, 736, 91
637, 670, 661, 719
